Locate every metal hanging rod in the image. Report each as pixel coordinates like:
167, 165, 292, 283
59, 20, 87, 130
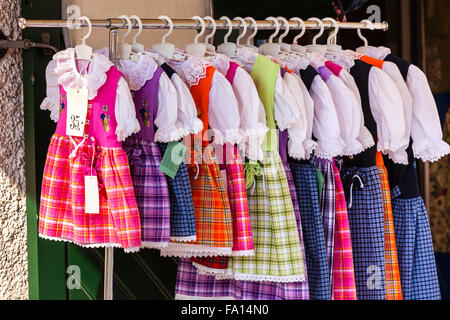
19, 17, 389, 31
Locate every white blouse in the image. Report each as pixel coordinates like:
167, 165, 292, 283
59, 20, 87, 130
169, 56, 241, 146
40, 48, 140, 141
120, 55, 184, 143
213, 54, 268, 161
310, 54, 365, 156
368, 46, 450, 162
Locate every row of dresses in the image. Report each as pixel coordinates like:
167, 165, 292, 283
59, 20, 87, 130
38, 39, 449, 300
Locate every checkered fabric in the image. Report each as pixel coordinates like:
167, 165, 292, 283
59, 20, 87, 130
158, 142, 196, 241
123, 139, 170, 248
340, 165, 386, 300
289, 157, 331, 300
376, 153, 403, 300
315, 158, 336, 296
227, 151, 305, 282
160, 144, 233, 257
391, 186, 441, 300
39, 134, 142, 249
331, 161, 357, 300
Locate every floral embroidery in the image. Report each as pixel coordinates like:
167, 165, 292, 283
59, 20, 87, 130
102, 105, 108, 112
59, 94, 67, 114
140, 108, 151, 127
100, 113, 110, 132
142, 100, 149, 107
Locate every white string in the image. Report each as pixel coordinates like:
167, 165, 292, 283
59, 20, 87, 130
348, 174, 364, 209
194, 160, 200, 180
69, 136, 86, 159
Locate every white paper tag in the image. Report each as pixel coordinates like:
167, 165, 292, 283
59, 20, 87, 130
66, 88, 88, 137
85, 175, 100, 214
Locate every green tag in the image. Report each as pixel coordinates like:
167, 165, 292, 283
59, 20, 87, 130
159, 141, 188, 179
316, 168, 324, 200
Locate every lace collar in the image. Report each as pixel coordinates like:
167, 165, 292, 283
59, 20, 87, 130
168, 56, 211, 87
212, 54, 231, 76
121, 54, 158, 91
325, 51, 356, 72
367, 46, 391, 60
235, 47, 259, 73
53, 48, 113, 100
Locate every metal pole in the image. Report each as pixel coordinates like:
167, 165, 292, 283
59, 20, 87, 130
103, 28, 118, 301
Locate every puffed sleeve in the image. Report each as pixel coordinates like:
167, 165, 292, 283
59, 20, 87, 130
274, 71, 300, 131
114, 77, 140, 141
208, 71, 241, 145
283, 73, 308, 160
294, 75, 317, 158
309, 75, 345, 159
40, 59, 61, 123
407, 65, 450, 162
368, 67, 408, 164
171, 73, 203, 136
320, 68, 364, 156
231, 67, 268, 161
154, 72, 185, 142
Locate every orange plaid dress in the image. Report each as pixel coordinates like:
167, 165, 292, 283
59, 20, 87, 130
376, 151, 403, 300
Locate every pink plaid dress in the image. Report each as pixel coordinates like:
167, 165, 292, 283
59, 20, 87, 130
39, 50, 141, 251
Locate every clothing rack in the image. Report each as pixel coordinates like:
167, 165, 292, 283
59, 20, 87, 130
20, 16, 388, 301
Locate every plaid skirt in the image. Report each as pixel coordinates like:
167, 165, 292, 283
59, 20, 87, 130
315, 158, 336, 296
39, 134, 141, 250
376, 153, 403, 300
331, 161, 357, 300
123, 139, 170, 248
192, 144, 253, 275
158, 142, 196, 242
289, 157, 330, 300
227, 151, 305, 282
160, 144, 233, 257
391, 186, 441, 300
341, 165, 386, 300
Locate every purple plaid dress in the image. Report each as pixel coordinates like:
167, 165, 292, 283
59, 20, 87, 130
123, 66, 170, 248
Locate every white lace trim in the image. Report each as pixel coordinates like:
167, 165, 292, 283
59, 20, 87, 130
170, 56, 211, 87
387, 149, 409, 165
358, 128, 376, 150
175, 294, 235, 300
236, 47, 258, 66
121, 55, 158, 91
141, 241, 169, 249
40, 95, 60, 123
233, 272, 306, 283
53, 48, 113, 100
192, 262, 230, 277
210, 129, 241, 146
303, 139, 318, 159
341, 139, 365, 157
39, 234, 140, 253
288, 139, 307, 161
212, 54, 231, 76
116, 120, 141, 142
159, 243, 232, 258
243, 124, 269, 161
154, 126, 186, 143
231, 249, 254, 257
169, 235, 197, 242
315, 137, 346, 160
414, 139, 450, 163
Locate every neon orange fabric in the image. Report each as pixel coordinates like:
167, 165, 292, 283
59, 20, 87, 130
360, 55, 385, 70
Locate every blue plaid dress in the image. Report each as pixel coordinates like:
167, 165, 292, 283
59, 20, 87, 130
158, 142, 196, 241
289, 156, 330, 300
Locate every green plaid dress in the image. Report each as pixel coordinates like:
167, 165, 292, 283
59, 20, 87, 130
226, 151, 306, 282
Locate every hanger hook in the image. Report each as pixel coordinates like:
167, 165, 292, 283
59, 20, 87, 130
219, 16, 233, 44
322, 17, 339, 45
307, 17, 324, 45
157, 15, 173, 43
290, 17, 305, 44
191, 16, 206, 44
130, 15, 143, 44
276, 16, 289, 43
118, 15, 132, 43
203, 16, 217, 44
234, 17, 247, 46
78, 16, 92, 45
266, 16, 280, 43
357, 19, 374, 46
244, 17, 257, 45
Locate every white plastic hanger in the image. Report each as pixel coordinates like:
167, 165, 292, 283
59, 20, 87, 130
130, 15, 144, 53
217, 16, 236, 57
203, 16, 217, 53
259, 16, 281, 57
74, 16, 94, 61
277, 16, 291, 52
185, 16, 207, 57
118, 15, 133, 60
290, 17, 306, 54
235, 16, 248, 48
356, 19, 375, 54
323, 17, 342, 53
305, 17, 327, 55
243, 17, 258, 52
152, 15, 177, 59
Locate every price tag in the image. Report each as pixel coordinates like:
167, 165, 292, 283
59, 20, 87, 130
66, 88, 88, 137
159, 142, 188, 179
85, 175, 100, 214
